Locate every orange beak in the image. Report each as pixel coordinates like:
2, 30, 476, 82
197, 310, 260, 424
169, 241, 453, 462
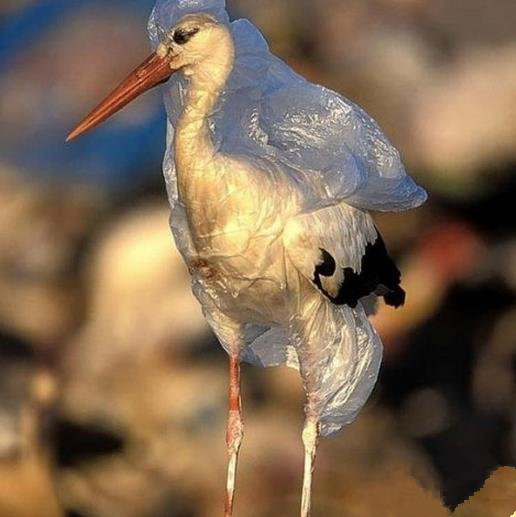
66, 52, 175, 142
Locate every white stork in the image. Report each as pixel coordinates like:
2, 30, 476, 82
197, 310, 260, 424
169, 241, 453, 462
67, 2, 427, 515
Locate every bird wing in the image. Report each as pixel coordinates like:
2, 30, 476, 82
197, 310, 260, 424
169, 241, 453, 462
259, 81, 428, 212
283, 202, 405, 309
214, 19, 427, 212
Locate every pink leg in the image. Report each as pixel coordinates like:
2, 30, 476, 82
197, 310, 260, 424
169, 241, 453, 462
224, 355, 243, 517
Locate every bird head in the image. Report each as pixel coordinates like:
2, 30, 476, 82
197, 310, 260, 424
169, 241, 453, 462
66, 13, 231, 142
158, 14, 230, 71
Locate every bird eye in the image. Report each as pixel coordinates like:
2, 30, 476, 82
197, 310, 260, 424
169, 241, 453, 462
173, 27, 200, 45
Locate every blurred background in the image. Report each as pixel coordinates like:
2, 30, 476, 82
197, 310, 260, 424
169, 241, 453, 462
0, 0, 515, 516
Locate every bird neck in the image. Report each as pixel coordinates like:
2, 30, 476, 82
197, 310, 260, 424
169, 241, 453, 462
174, 36, 235, 192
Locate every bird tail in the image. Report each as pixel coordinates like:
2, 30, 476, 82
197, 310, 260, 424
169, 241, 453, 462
383, 286, 406, 308
289, 295, 383, 437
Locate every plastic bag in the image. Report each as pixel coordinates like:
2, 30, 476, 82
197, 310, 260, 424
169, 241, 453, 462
148, 0, 426, 435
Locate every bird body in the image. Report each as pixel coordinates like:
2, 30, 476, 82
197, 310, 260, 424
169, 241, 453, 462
67, 2, 427, 515
159, 10, 416, 432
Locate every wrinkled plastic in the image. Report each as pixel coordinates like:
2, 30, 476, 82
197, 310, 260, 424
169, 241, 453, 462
149, 2, 427, 212
148, 0, 426, 436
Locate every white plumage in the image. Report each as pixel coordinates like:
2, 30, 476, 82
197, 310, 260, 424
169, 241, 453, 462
67, 1, 427, 515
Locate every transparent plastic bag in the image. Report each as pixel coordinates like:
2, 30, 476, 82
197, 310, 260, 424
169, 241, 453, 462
148, 0, 426, 435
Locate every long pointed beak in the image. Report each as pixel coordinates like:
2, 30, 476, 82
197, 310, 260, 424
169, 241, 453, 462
66, 52, 175, 142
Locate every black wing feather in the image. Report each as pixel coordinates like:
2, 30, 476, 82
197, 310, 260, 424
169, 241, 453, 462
313, 232, 405, 309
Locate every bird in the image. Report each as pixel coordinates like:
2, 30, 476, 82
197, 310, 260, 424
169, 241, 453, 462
67, 1, 427, 515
